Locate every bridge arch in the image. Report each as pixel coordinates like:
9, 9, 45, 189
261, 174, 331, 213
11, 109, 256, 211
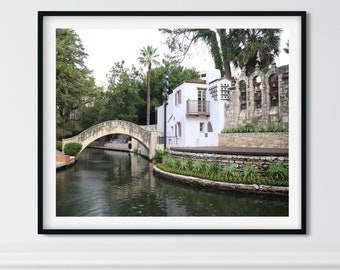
62, 120, 160, 160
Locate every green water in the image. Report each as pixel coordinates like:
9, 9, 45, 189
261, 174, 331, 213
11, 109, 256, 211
56, 148, 288, 216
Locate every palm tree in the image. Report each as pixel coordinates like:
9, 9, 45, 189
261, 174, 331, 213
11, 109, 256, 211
138, 45, 159, 125
161, 28, 282, 78
234, 29, 282, 75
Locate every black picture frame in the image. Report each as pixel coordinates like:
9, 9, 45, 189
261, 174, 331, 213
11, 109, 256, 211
38, 11, 306, 234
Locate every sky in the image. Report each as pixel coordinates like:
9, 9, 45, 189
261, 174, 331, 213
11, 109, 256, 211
75, 29, 289, 86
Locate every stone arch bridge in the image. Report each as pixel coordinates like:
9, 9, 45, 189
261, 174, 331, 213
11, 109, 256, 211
62, 120, 161, 160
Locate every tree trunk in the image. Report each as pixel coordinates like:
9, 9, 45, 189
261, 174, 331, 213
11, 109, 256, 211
224, 62, 232, 79
146, 64, 151, 125
216, 29, 232, 79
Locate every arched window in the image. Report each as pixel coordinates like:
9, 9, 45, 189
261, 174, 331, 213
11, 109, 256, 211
253, 76, 262, 108
239, 80, 247, 110
176, 122, 182, 137
207, 122, 213, 132
269, 74, 279, 107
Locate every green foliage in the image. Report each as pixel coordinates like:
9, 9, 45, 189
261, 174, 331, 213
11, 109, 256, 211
222, 123, 288, 133
56, 141, 63, 152
138, 65, 199, 124
154, 149, 166, 163
205, 161, 221, 178
79, 98, 105, 130
56, 111, 74, 139
133, 148, 141, 155
105, 61, 145, 123
261, 67, 270, 74
157, 160, 288, 187
254, 125, 266, 132
192, 160, 207, 173
222, 164, 238, 180
79, 62, 199, 127
268, 162, 288, 181
243, 123, 255, 132
179, 158, 191, 171
138, 45, 160, 125
266, 124, 288, 132
162, 155, 174, 167
56, 29, 101, 139
161, 28, 282, 78
64, 142, 82, 156
243, 164, 258, 180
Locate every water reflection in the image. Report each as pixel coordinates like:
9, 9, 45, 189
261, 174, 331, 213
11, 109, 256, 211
56, 148, 288, 217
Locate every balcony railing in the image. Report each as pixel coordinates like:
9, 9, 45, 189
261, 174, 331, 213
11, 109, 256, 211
157, 136, 178, 145
186, 100, 210, 116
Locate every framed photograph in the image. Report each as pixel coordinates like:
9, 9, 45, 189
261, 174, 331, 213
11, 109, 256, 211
38, 11, 306, 234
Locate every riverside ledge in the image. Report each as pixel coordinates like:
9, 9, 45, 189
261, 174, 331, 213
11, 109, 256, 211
153, 165, 288, 195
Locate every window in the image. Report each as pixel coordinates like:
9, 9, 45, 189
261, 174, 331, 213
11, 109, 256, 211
199, 122, 204, 132
253, 76, 262, 109
176, 122, 182, 137
239, 80, 247, 110
197, 88, 206, 112
220, 83, 230, 101
175, 90, 181, 105
207, 122, 213, 132
269, 74, 279, 107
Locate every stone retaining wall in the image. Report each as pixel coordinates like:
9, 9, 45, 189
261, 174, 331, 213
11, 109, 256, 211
153, 166, 288, 195
167, 150, 288, 177
218, 132, 288, 148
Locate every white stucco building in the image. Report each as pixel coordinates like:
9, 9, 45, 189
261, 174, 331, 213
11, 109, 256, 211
156, 69, 231, 147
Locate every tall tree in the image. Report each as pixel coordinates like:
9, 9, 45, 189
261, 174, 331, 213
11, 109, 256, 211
233, 29, 282, 75
138, 45, 159, 125
56, 28, 99, 138
104, 61, 144, 123
160, 28, 282, 78
149, 65, 199, 107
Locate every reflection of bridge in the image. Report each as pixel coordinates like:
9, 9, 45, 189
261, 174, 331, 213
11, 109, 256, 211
63, 120, 161, 160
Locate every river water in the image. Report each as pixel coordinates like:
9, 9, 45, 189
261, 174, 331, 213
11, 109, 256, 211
56, 148, 288, 216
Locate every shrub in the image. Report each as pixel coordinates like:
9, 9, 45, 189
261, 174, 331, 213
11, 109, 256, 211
162, 155, 175, 168
243, 123, 255, 132
254, 125, 265, 132
63, 142, 82, 156
268, 162, 288, 181
222, 164, 237, 180
192, 160, 206, 173
221, 123, 288, 133
266, 124, 288, 132
56, 141, 63, 152
243, 164, 258, 179
173, 158, 181, 169
154, 149, 166, 163
179, 158, 191, 171
205, 161, 221, 177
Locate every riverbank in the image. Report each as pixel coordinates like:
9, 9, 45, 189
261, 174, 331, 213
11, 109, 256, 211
56, 151, 75, 170
153, 165, 288, 195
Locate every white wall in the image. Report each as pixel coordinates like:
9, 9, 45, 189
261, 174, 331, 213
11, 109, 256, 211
208, 79, 232, 134
1, 1, 339, 269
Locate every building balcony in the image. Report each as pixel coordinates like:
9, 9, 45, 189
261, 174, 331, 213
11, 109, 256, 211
186, 100, 210, 116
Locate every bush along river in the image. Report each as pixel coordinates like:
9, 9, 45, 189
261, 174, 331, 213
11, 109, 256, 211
56, 148, 288, 217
